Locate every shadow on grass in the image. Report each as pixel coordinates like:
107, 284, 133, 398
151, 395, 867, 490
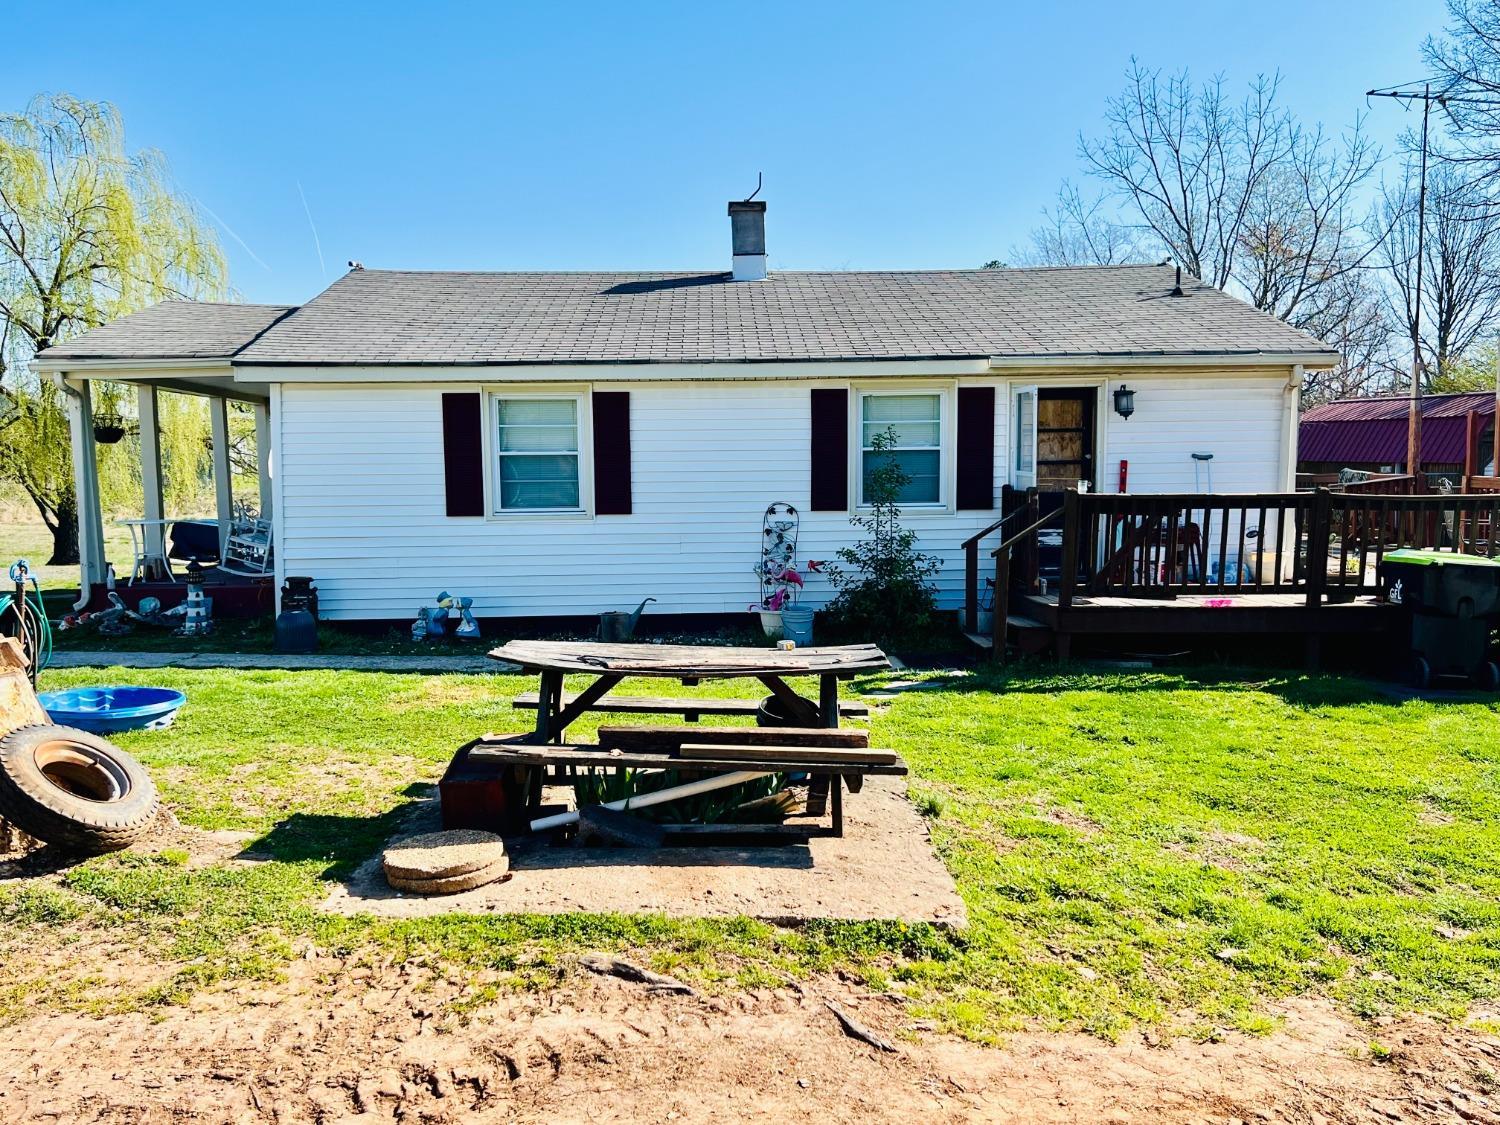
850, 661, 1451, 711
247, 783, 433, 878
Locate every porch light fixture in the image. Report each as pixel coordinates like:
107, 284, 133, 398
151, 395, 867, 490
1113, 384, 1136, 420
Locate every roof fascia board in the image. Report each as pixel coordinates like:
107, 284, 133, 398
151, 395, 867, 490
31, 356, 237, 375
231, 358, 997, 383
987, 352, 1339, 371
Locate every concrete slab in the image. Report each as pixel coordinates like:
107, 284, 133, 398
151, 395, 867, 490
323, 777, 965, 928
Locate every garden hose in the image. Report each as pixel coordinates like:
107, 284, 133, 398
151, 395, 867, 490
1, 559, 52, 687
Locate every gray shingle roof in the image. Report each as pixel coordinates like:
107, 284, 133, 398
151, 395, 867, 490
38, 301, 295, 361
41, 265, 1339, 367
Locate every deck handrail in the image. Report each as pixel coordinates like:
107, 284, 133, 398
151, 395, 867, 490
990, 508, 1062, 558
959, 504, 1027, 551
966, 486, 1500, 661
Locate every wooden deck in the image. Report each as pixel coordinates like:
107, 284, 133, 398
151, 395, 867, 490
1021, 591, 1397, 637
962, 485, 1492, 663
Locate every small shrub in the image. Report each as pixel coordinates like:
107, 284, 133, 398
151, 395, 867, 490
822, 427, 941, 643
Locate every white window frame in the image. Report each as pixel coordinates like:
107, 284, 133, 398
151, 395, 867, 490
483, 387, 594, 518
850, 383, 955, 512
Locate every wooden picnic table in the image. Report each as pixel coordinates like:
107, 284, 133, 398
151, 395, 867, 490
488, 640, 890, 744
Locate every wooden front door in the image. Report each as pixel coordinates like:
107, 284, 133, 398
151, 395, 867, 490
1037, 389, 1096, 492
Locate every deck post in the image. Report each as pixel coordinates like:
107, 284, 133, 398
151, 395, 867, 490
1058, 489, 1080, 610
1024, 487, 1040, 592
1305, 488, 1331, 610
992, 545, 1009, 660
137, 384, 166, 569
964, 542, 978, 634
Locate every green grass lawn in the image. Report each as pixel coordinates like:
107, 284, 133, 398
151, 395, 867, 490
1, 517, 136, 590
4, 662, 1500, 1043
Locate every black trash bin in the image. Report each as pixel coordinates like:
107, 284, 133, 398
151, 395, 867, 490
1381, 549, 1500, 688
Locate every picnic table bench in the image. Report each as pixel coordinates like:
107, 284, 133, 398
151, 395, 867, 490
473, 640, 899, 839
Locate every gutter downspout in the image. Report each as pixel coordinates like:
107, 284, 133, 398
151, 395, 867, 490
51, 372, 102, 613
1282, 365, 1303, 492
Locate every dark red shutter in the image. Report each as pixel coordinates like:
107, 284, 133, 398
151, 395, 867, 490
810, 388, 849, 511
441, 392, 485, 517
956, 386, 996, 510
592, 391, 632, 515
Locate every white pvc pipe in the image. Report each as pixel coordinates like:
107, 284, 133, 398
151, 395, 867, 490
530, 770, 771, 832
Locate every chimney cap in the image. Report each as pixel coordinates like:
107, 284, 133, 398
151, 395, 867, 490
727, 199, 767, 215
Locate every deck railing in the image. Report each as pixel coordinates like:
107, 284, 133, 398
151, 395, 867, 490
963, 487, 1500, 651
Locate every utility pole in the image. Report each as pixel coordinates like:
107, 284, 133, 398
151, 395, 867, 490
1367, 83, 1435, 479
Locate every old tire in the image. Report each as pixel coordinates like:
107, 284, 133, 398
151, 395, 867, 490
0, 724, 159, 853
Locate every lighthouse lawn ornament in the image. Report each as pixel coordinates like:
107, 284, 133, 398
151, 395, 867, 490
176, 559, 213, 637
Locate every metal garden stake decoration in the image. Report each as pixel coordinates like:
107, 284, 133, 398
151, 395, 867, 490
750, 502, 804, 632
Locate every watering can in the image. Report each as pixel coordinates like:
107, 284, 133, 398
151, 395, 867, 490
598, 597, 655, 642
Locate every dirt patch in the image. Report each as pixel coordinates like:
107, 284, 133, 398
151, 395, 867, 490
0, 961, 1497, 1123
326, 777, 965, 926
0, 809, 255, 879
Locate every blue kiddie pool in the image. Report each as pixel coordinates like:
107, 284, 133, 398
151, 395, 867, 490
39, 686, 187, 734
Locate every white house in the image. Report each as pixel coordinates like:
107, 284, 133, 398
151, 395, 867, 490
35, 200, 1338, 622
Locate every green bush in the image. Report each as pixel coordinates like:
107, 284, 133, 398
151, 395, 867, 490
822, 427, 942, 643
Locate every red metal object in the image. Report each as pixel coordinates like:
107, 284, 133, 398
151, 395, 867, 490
1300, 392, 1495, 468
1117, 459, 1129, 493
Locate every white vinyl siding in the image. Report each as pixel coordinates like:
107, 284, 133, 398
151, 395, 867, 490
1100, 375, 1288, 493
273, 370, 1290, 620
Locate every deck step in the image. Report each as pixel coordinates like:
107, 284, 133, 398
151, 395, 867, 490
1007, 615, 1050, 631
962, 631, 994, 650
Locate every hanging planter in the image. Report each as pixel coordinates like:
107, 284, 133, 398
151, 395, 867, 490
92, 412, 133, 445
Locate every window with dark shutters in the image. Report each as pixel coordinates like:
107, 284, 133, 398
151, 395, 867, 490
956, 386, 996, 510
440, 392, 485, 517
592, 391, 632, 515
810, 388, 849, 511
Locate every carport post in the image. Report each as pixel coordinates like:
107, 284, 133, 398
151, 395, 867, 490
137, 384, 166, 563
254, 402, 272, 520
209, 396, 233, 554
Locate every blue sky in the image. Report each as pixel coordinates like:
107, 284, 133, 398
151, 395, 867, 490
5, 0, 1449, 305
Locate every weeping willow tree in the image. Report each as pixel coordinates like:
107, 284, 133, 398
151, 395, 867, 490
0, 94, 229, 563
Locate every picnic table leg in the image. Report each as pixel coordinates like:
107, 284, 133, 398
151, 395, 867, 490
533, 670, 564, 744
830, 773, 844, 837
819, 674, 839, 728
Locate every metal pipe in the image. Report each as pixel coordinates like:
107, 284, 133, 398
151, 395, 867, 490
530, 770, 771, 832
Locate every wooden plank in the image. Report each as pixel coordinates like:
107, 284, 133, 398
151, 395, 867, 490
471, 742, 909, 776
489, 640, 889, 677
598, 725, 870, 751
679, 743, 899, 765
511, 693, 870, 718
662, 823, 820, 844
0, 637, 47, 738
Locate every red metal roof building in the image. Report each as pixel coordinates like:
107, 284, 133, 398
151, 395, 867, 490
1299, 392, 1496, 476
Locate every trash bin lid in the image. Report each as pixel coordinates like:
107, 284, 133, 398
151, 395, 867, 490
1384, 548, 1500, 567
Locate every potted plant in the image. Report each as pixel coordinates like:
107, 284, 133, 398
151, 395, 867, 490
748, 568, 802, 637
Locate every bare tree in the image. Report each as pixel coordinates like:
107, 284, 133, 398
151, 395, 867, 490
1020, 183, 1154, 266
1019, 60, 1386, 373
1375, 157, 1500, 383
1296, 271, 1402, 403
1424, 0, 1500, 197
